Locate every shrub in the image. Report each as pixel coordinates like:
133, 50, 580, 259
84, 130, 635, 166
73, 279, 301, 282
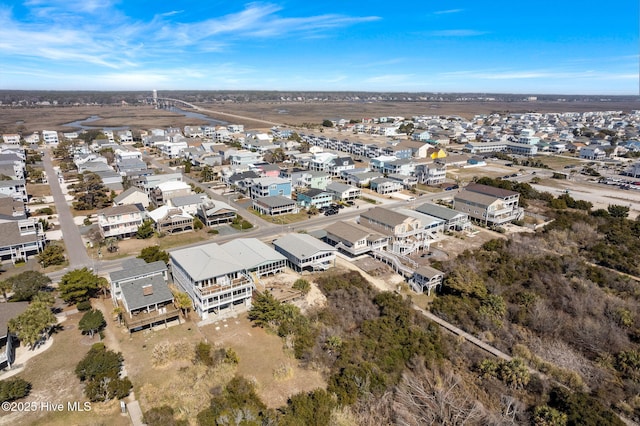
292, 278, 311, 295
77, 300, 92, 311
0, 378, 31, 403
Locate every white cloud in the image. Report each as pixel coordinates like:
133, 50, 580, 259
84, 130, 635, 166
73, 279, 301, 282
433, 9, 464, 15
428, 29, 487, 37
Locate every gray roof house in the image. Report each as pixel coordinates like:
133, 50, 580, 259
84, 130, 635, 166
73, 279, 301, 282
0, 301, 29, 369
197, 200, 237, 227
409, 265, 444, 295
110, 258, 168, 301
119, 275, 179, 333
252, 195, 298, 216
415, 203, 470, 231
324, 220, 388, 256
0, 219, 46, 263
273, 233, 337, 272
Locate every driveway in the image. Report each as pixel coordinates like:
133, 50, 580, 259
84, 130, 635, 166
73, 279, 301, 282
42, 148, 91, 269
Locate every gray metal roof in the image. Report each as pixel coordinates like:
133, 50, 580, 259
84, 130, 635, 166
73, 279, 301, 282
170, 243, 245, 281
109, 259, 167, 283
415, 203, 466, 221
222, 238, 286, 269
273, 233, 336, 259
120, 275, 173, 312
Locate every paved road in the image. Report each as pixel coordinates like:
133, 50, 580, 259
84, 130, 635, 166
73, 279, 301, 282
42, 148, 91, 269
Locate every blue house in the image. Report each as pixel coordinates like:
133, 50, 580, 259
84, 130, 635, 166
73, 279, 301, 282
297, 188, 333, 208
249, 177, 292, 199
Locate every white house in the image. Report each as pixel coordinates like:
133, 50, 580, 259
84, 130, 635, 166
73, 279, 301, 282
42, 130, 59, 145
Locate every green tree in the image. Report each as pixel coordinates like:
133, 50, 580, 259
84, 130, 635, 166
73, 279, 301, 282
322, 119, 334, 127
8, 301, 56, 349
71, 172, 111, 210
79, 309, 106, 338
270, 147, 286, 163
0, 378, 31, 403
169, 284, 192, 319
75, 342, 132, 402
533, 405, 568, 426
1, 271, 51, 302
292, 278, 311, 295
138, 246, 169, 264
607, 204, 630, 219
38, 244, 66, 267
279, 389, 336, 426
193, 217, 204, 230
197, 376, 268, 425
58, 268, 100, 304
136, 219, 155, 239
200, 165, 215, 182
248, 291, 282, 328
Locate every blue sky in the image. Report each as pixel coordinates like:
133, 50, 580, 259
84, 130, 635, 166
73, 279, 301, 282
1, 1, 638, 94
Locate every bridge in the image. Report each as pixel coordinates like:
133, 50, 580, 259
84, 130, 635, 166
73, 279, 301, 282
153, 97, 283, 127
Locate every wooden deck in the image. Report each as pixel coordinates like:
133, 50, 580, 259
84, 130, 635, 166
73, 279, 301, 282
119, 302, 181, 331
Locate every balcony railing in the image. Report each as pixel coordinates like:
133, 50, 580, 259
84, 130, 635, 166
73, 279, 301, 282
196, 275, 253, 297
120, 302, 181, 331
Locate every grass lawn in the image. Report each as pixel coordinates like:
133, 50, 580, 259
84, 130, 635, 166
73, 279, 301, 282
87, 230, 212, 260
249, 208, 313, 224
534, 155, 582, 170
26, 183, 52, 198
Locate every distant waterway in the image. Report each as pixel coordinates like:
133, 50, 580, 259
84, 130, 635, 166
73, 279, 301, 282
62, 115, 128, 131
168, 107, 228, 125
62, 107, 227, 130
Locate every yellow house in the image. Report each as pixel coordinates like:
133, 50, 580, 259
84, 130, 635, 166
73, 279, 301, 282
428, 148, 447, 159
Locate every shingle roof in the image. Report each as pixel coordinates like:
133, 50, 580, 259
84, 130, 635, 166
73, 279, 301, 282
324, 221, 385, 244
415, 203, 465, 221
0, 302, 29, 338
465, 183, 518, 199
254, 195, 295, 208
0, 221, 42, 247
120, 275, 174, 312
414, 265, 444, 279
325, 182, 354, 193
113, 187, 147, 204
300, 188, 329, 198
360, 207, 410, 227
99, 203, 145, 217
109, 259, 167, 283
454, 190, 499, 206
170, 194, 203, 207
